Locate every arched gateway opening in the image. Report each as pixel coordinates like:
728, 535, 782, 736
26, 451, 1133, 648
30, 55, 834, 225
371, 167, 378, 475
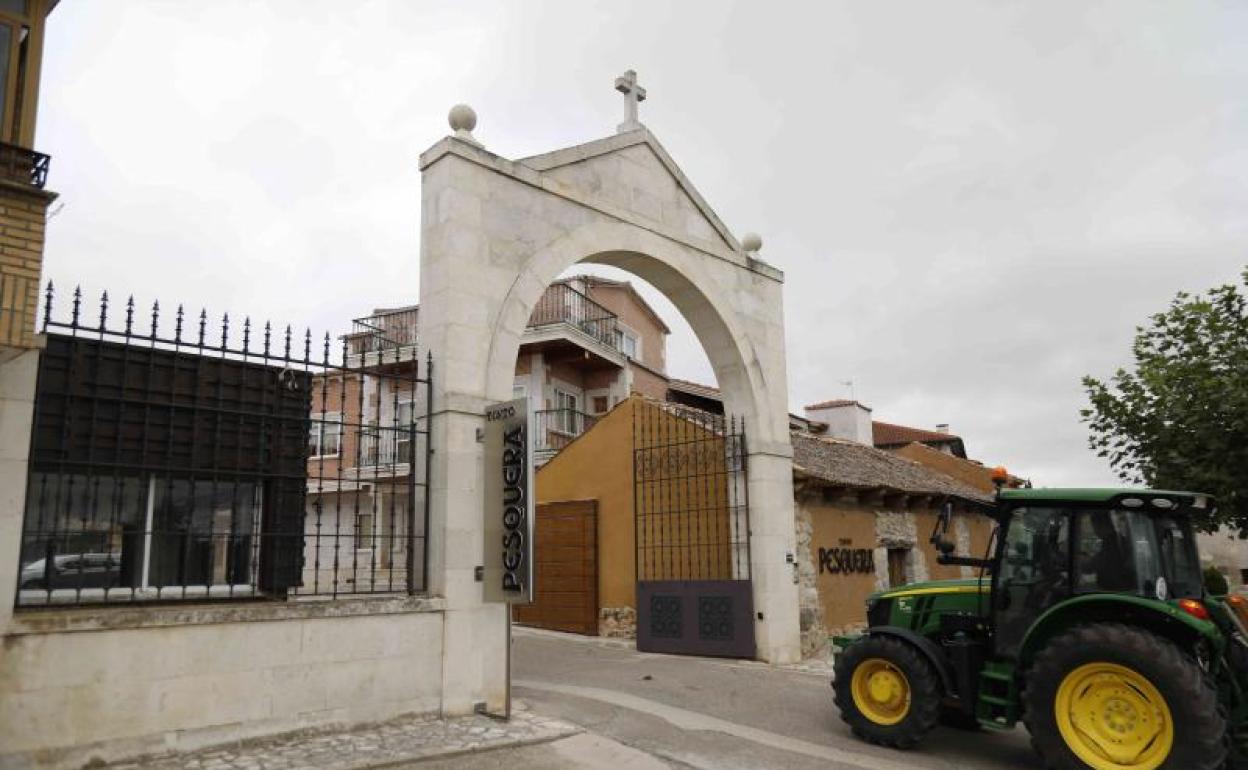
417, 101, 799, 714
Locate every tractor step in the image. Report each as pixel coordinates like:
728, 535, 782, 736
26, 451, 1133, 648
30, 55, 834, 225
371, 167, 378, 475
975, 663, 1020, 728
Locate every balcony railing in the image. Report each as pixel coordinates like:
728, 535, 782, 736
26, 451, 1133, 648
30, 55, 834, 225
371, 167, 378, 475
343, 282, 623, 358
527, 282, 620, 350
347, 306, 419, 356
534, 408, 599, 462
0, 142, 50, 189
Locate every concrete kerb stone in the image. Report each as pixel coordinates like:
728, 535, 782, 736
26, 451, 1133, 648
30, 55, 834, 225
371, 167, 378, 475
102, 708, 581, 770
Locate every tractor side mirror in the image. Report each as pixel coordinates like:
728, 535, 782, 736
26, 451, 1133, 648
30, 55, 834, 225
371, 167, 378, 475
929, 501, 958, 562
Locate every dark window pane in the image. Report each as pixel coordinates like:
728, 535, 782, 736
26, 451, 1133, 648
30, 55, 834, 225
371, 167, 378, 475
0, 1, 26, 17
18, 472, 145, 595
149, 479, 259, 588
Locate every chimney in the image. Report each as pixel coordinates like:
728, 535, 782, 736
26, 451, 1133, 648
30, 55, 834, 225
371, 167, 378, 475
935, 423, 950, 434
805, 399, 873, 444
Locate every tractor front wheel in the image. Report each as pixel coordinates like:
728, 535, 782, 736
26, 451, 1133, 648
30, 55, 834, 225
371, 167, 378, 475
1023, 622, 1225, 770
833, 635, 941, 749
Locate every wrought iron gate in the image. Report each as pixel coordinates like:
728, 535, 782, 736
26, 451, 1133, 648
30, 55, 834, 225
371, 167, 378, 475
15, 285, 432, 608
633, 399, 754, 658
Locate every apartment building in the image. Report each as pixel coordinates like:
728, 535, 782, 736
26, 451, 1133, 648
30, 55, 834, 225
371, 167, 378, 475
303, 275, 670, 591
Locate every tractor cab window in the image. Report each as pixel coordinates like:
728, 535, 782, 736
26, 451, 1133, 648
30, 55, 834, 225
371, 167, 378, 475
1074, 510, 1201, 600
1157, 515, 1202, 599
994, 507, 1071, 658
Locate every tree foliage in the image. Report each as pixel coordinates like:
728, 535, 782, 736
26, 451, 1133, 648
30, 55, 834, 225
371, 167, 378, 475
1082, 269, 1248, 533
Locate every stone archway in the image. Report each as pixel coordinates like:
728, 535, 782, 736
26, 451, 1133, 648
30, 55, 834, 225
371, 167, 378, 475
417, 112, 799, 714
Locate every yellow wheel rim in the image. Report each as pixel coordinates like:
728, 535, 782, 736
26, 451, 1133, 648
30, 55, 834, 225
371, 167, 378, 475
851, 657, 911, 725
1055, 662, 1174, 770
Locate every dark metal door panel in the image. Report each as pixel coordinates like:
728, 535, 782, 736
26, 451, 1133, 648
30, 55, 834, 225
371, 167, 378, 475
636, 579, 755, 658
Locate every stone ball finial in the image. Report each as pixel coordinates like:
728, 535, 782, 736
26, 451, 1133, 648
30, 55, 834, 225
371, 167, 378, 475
448, 103, 477, 133
448, 104, 482, 147
742, 232, 763, 253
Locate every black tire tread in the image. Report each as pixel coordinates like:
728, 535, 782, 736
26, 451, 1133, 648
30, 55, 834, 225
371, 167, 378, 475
1022, 622, 1225, 770
833, 635, 942, 750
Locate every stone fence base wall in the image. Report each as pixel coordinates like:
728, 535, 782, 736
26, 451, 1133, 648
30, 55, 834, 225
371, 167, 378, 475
0, 597, 446, 770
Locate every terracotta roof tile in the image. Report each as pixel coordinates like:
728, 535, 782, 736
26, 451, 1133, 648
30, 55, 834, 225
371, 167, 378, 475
791, 432, 991, 504
872, 420, 961, 447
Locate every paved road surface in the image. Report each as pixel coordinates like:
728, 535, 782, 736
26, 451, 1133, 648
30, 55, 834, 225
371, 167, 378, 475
506, 628, 1042, 770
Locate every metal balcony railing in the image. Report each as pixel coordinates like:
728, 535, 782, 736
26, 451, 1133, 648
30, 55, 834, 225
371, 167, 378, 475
534, 408, 599, 462
0, 142, 50, 189
527, 282, 620, 350
343, 282, 623, 358
347, 306, 419, 355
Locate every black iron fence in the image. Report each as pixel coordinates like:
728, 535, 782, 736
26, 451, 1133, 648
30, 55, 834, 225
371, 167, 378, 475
0, 141, 50, 189
632, 399, 750, 582
15, 284, 432, 608
534, 408, 599, 463
527, 282, 619, 350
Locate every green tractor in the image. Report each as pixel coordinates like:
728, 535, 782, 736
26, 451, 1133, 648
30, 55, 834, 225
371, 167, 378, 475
832, 487, 1248, 770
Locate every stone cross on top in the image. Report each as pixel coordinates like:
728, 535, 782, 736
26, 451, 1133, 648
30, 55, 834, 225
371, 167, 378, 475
615, 69, 646, 134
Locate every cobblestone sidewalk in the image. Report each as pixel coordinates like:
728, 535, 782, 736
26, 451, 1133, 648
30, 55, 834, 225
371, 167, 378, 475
107, 706, 581, 770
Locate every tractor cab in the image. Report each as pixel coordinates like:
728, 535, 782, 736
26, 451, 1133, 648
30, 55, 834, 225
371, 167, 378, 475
929, 488, 1212, 659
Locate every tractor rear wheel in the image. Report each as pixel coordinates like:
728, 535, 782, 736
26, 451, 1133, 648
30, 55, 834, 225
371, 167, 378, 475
1023, 622, 1225, 770
833, 635, 941, 749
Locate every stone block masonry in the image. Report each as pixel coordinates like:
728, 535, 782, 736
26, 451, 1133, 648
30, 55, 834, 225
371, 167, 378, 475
0, 598, 448, 770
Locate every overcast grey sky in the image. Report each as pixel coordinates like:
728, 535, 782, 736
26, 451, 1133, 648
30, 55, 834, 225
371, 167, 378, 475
38, 1, 1247, 486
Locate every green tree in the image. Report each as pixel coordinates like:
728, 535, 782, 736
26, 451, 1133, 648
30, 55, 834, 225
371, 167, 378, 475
1082, 269, 1248, 533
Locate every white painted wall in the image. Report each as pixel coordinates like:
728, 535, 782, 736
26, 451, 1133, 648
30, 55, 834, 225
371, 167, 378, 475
806, 402, 873, 445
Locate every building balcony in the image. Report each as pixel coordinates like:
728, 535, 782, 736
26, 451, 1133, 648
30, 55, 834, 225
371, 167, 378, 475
0, 142, 50, 189
534, 408, 599, 464
344, 282, 629, 370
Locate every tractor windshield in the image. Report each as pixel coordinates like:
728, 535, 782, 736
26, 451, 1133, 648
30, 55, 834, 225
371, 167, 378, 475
1074, 509, 1203, 600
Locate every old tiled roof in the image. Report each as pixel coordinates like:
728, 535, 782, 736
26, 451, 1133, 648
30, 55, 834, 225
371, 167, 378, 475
791, 431, 991, 504
872, 420, 961, 447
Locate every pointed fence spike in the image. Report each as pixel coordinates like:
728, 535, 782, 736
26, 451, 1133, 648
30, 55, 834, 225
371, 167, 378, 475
42, 281, 53, 331
98, 291, 109, 330
283, 324, 292, 359
242, 317, 252, 353
198, 309, 207, 345
150, 300, 160, 336
303, 328, 311, 363
221, 312, 229, 348
70, 285, 82, 327
174, 304, 184, 342
124, 296, 135, 335
263, 321, 272, 356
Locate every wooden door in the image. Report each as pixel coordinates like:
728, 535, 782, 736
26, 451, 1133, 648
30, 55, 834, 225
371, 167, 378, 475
513, 500, 598, 634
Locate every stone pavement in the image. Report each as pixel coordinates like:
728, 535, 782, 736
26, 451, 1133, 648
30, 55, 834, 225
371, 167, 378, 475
106, 706, 580, 770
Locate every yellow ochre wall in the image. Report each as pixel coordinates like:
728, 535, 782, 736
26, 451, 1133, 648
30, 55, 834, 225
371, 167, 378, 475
536, 396, 638, 609
535, 395, 733, 611
804, 500, 994, 633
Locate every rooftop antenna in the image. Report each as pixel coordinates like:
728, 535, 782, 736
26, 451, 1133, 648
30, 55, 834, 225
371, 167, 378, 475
841, 379, 856, 402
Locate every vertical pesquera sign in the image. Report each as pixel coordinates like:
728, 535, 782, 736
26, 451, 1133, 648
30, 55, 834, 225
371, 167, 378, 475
482, 398, 534, 604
